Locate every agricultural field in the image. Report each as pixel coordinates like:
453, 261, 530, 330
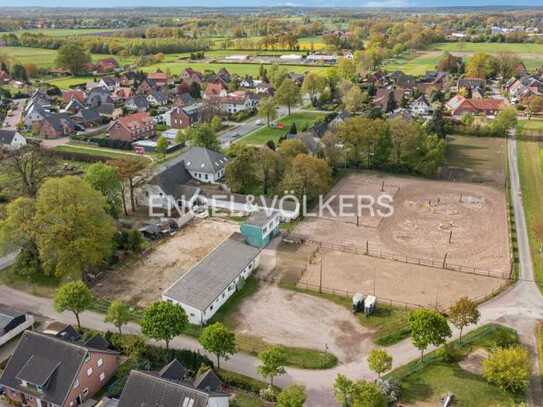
443, 135, 507, 187
384, 42, 543, 75
292, 171, 511, 309
7, 28, 126, 37
0, 46, 134, 69
239, 111, 327, 145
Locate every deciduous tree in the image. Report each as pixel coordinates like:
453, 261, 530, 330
54, 281, 93, 330
275, 79, 301, 116
199, 322, 237, 370
105, 300, 131, 335
55, 43, 91, 76
408, 308, 451, 362
257, 346, 287, 386
258, 97, 278, 127
448, 297, 480, 343
34, 176, 116, 279
84, 162, 122, 218
140, 301, 188, 350
368, 349, 393, 378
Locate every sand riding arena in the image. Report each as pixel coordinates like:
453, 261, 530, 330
286, 172, 511, 310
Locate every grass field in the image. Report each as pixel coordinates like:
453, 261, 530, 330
518, 119, 543, 131
55, 144, 146, 161
8, 28, 125, 37
444, 135, 507, 187
387, 324, 523, 406
0, 47, 134, 69
517, 140, 543, 291
384, 42, 543, 75
141, 60, 329, 77
240, 112, 327, 145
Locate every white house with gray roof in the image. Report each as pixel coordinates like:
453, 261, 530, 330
0, 130, 26, 150
163, 233, 261, 325
181, 146, 228, 183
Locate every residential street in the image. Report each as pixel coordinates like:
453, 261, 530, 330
2, 99, 25, 130
219, 106, 290, 147
0, 135, 542, 406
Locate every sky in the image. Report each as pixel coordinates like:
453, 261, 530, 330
1, 0, 542, 7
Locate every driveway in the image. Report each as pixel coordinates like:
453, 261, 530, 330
2, 99, 25, 129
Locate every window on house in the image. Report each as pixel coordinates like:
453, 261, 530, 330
73, 379, 79, 389
83, 388, 89, 396
97, 358, 103, 368
99, 372, 106, 382
87, 368, 93, 376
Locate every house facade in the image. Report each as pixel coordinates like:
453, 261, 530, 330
108, 112, 156, 142
0, 331, 118, 407
0, 130, 27, 150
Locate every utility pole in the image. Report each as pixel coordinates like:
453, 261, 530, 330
319, 252, 323, 294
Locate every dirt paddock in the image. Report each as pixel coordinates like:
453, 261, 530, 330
291, 172, 511, 308
92, 219, 238, 307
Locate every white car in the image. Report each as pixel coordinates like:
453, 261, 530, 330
255, 119, 263, 125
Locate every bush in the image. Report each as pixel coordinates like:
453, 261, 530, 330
483, 346, 531, 393
218, 369, 274, 394
259, 386, 278, 402
492, 328, 519, 349
436, 343, 463, 363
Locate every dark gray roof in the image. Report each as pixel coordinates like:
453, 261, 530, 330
149, 159, 193, 197
193, 370, 222, 393
16, 355, 61, 387
127, 95, 149, 110
0, 129, 17, 145
118, 370, 220, 407
158, 359, 187, 382
164, 233, 261, 311
0, 331, 87, 405
180, 147, 228, 174
0, 305, 24, 331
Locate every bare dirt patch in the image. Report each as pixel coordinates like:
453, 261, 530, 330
459, 348, 489, 376
232, 283, 374, 363
92, 219, 238, 307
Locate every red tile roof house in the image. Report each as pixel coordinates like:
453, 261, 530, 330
446, 95, 507, 116
0, 330, 119, 407
147, 71, 170, 88
108, 112, 156, 142
95, 58, 119, 73
182, 68, 204, 84
203, 82, 228, 100
63, 90, 87, 105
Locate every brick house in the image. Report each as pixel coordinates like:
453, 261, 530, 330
38, 113, 76, 139
181, 68, 203, 84
446, 95, 507, 116
0, 330, 119, 407
203, 82, 227, 100
147, 71, 170, 88
169, 105, 201, 129
108, 112, 156, 142
95, 58, 119, 73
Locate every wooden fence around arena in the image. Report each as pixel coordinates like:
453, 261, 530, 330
284, 233, 512, 281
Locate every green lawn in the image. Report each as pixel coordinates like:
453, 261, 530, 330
54, 144, 147, 161
387, 324, 524, 406
434, 42, 543, 54
517, 140, 543, 291
518, 119, 543, 131
384, 51, 442, 76
45, 76, 96, 89
240, 112, 327, 145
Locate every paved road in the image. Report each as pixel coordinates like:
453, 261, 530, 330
1, 134, 542, 405
219, 106, 290, 147
2, 99, 25, 129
